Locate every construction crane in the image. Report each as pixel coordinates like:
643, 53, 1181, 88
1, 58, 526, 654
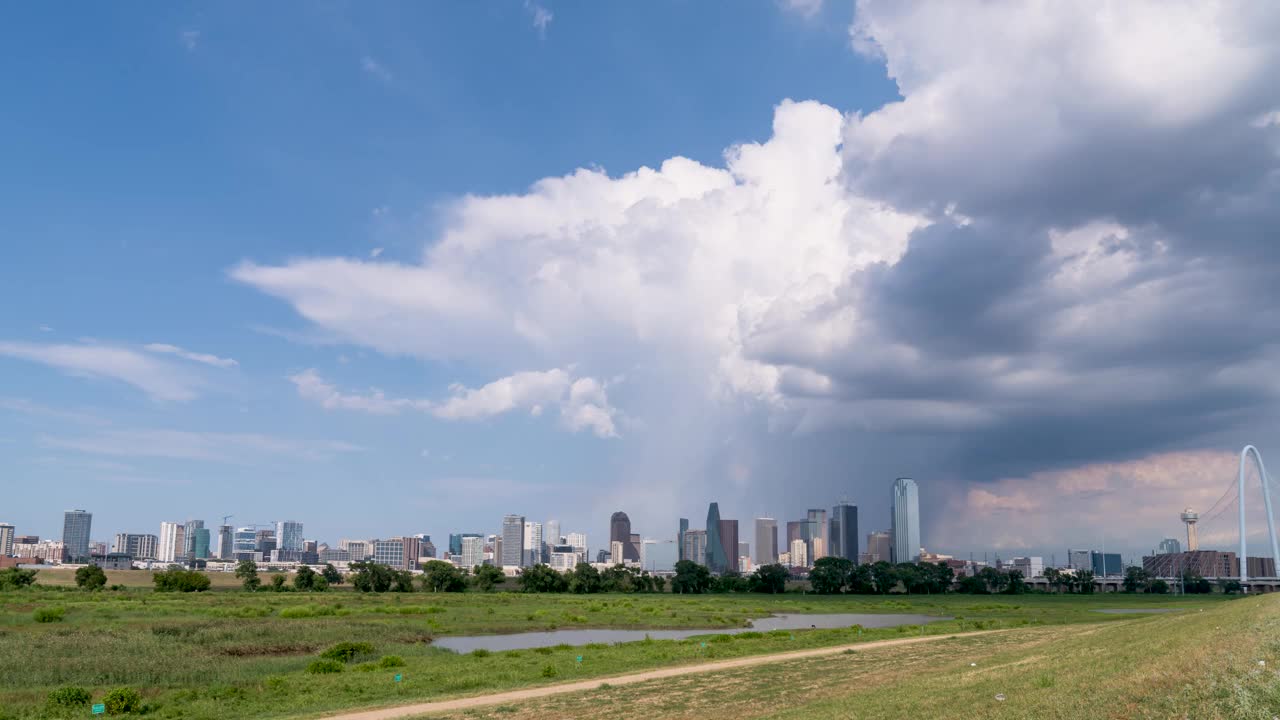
221, 514, 234, 527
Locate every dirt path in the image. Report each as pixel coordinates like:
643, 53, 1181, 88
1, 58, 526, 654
318, 630, 1008, 720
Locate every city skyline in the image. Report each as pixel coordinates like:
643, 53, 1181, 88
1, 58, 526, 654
4, 3, 1280, 564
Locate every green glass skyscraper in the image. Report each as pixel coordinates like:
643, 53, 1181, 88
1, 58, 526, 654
705, 502, 728, 573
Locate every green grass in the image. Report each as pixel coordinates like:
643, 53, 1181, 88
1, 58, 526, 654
0, 581, 1233, 719
427, 594, 1280, 720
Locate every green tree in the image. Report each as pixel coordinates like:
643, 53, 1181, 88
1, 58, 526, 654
349, 562, 394, 592
1044, 567, 1063, 592
294, 565, 319, 591
153, 567, 211, 592
848, 563, 875, 594
0, 567, 38, 590
1221, 579, 1243, 594
1122, 566, 1150, 593
1003, 568, 1027, 594
235, 559, 260, 592
420, 560, 466, 592
391, 570, 416, 592
74, 564, 107, 591
896, 563, 930, 593
956, 574, 988, 594
518, 564, 568, 593
321, 563, 343, 585
567, 562, 601, 594
922, 562, 954, 593
1075, 569, 1096, 594
270, 574, 288, 592
471, 564, 506, 592
869, 562, 899, 594
1149, 578, 1170, 594
711, 572, 749, 593
749, 563, 790, 594
671, 560, 712, 594
977, 566, 1007, 594
809, 557, 851, 594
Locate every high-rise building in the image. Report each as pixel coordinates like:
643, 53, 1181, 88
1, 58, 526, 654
275, 521, 303, 552
1158, 538, 1181, 555
501, 515, 525, 567
678, 518, 689, 562
682, 529, 707, 567
805, 509, 828, 563
373, 539, 405, 568
890, 478, 920, 564
112, 533, 159, 559
786, 520, 804, 549
449, 533, 480, 558
866, 531, 891, 564
191, 528, 211, 559
789, 538, 808, 568
565, 532, 587, 560
343, 539, 371, 562
183, 520, 205, 558
233, 527, 259, 561
753, 518, 778, 566
830, 502, 859, 563
417, 535, 437, 559
158, 522, 186, 563
215, 525, 233, 559
719, 518, 739, 573
1009, 556, 1044, 578
705, 503, 728, 573
1067, 549, 1091, 570
609, 512, 640, 562
1090, 551, 1122, 577
461, 535, 486, 568
0, 523, 13, 556
549, 544, 580, 571
544, 520, 560, 563
523, 522, 543, 567
62, 510, 92, 562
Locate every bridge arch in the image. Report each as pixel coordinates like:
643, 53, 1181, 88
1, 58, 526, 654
1238, 445, 1280, 582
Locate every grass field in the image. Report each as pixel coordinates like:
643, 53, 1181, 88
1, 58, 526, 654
424, 593, 1280, 720
0, 577, 1242, 719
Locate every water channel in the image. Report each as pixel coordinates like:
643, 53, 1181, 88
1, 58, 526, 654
432, 612, 950, 653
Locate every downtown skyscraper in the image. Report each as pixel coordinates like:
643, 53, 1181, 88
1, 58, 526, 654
753, 517, 778, 566
62, 509, 92, 562
705, 503, 729, 573
891, 477, 920, 563
501, 514, 525, 567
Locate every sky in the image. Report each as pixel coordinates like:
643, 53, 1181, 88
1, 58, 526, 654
4, 1, 1280, 563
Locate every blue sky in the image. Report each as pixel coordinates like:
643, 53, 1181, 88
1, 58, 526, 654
5, 2, 1280, 562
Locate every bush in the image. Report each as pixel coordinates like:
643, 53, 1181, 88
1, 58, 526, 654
34, 607, 65, 623
46, 686, 92, 709
471, 649, 491, 658
102, 687, 142, 715
75, 565, 108, 591
353, 662, 379, 672
306, 659, 345, 674
540, 663, 557, 678
378, 655, 406, 668
0, 567, 38, 590
320, 641, 375, 663
152, 568, 211, 593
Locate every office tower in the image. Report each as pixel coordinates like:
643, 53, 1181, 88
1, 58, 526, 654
275, 521, 303, 552
610, 540, 625, 564
789, 538, 808, 568
1067, 549, 1091, 570
609, 512, 640, 562
866, 531, 891, 563
418, 535, 437, 559
344, 539, 371, 562
544, 520, 560, 562
215, 525, 233, 559
255, 529, 276, 553
565, 532, 587, 561
62, 510, 92, 562
523, 522, 543, 567
113, 533, 158, 559
738, 541, 750, 560
831, 502, 859, 563
890, 478, 920, 564
753, 517, 777, 566
158, 522, 186, 563
705, 503, 728, 573
0, 523, 13, 556
678, 518, 689, 562
549, 544, 579, 570
805, 509, 828, 562
461, 535, 486, 568
501, 515, 525, 567
373, 538, 405, 568
183, 520, 205, 558
233, 527, 259, 560
397, 536, 421, 570
1158, 538, 1181, 555
1010, 556, 1044, 578
786, 520, 804, 549
719, 518, 739, 573
191, 528, 211, 559
682, 529, 707, 566
448, 534, 464, 556
1090, 551, 1121, 577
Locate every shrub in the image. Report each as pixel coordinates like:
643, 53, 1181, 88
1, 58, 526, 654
75, 565, 108, 591
320, 641, 374, 663
102, 687, 142, 715
378, 655, 406, 668
152, 568, 211, 593
34, 607, 65, 623
533, 647, 553, 655
46, 686, 92, 710
470, 649, 491, 658
540, 664, 557, 678
353, 662, 379, 672
306, 660, 345, 674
